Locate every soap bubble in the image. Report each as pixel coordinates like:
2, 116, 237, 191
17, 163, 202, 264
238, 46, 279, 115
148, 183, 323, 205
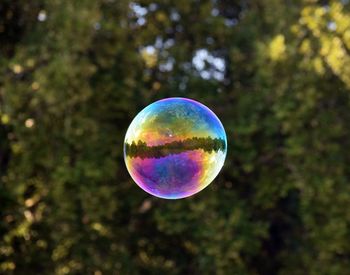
124, 97, 227, 199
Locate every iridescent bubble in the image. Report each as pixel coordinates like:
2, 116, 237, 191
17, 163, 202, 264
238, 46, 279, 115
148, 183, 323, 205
124, 97, 227, 199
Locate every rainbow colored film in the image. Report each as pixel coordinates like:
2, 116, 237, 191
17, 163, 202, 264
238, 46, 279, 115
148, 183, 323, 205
124, 97, 227, 199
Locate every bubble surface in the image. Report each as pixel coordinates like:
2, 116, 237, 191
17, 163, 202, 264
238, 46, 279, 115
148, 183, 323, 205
124, 97, 227, 199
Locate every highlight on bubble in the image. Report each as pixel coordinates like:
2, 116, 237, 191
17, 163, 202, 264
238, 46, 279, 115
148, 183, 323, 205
124, 97, 227, 199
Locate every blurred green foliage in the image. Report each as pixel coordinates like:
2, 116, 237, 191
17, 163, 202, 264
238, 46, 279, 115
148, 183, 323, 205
1, 0, 350, 274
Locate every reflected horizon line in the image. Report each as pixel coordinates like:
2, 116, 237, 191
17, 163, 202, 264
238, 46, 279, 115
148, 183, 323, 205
125, 136, 226, 159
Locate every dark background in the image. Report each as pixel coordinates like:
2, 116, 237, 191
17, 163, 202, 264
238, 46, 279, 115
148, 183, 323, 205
1, 0, 350, 274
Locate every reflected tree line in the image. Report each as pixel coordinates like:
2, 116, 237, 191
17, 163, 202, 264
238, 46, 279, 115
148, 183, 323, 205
125, 136, 226, 159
